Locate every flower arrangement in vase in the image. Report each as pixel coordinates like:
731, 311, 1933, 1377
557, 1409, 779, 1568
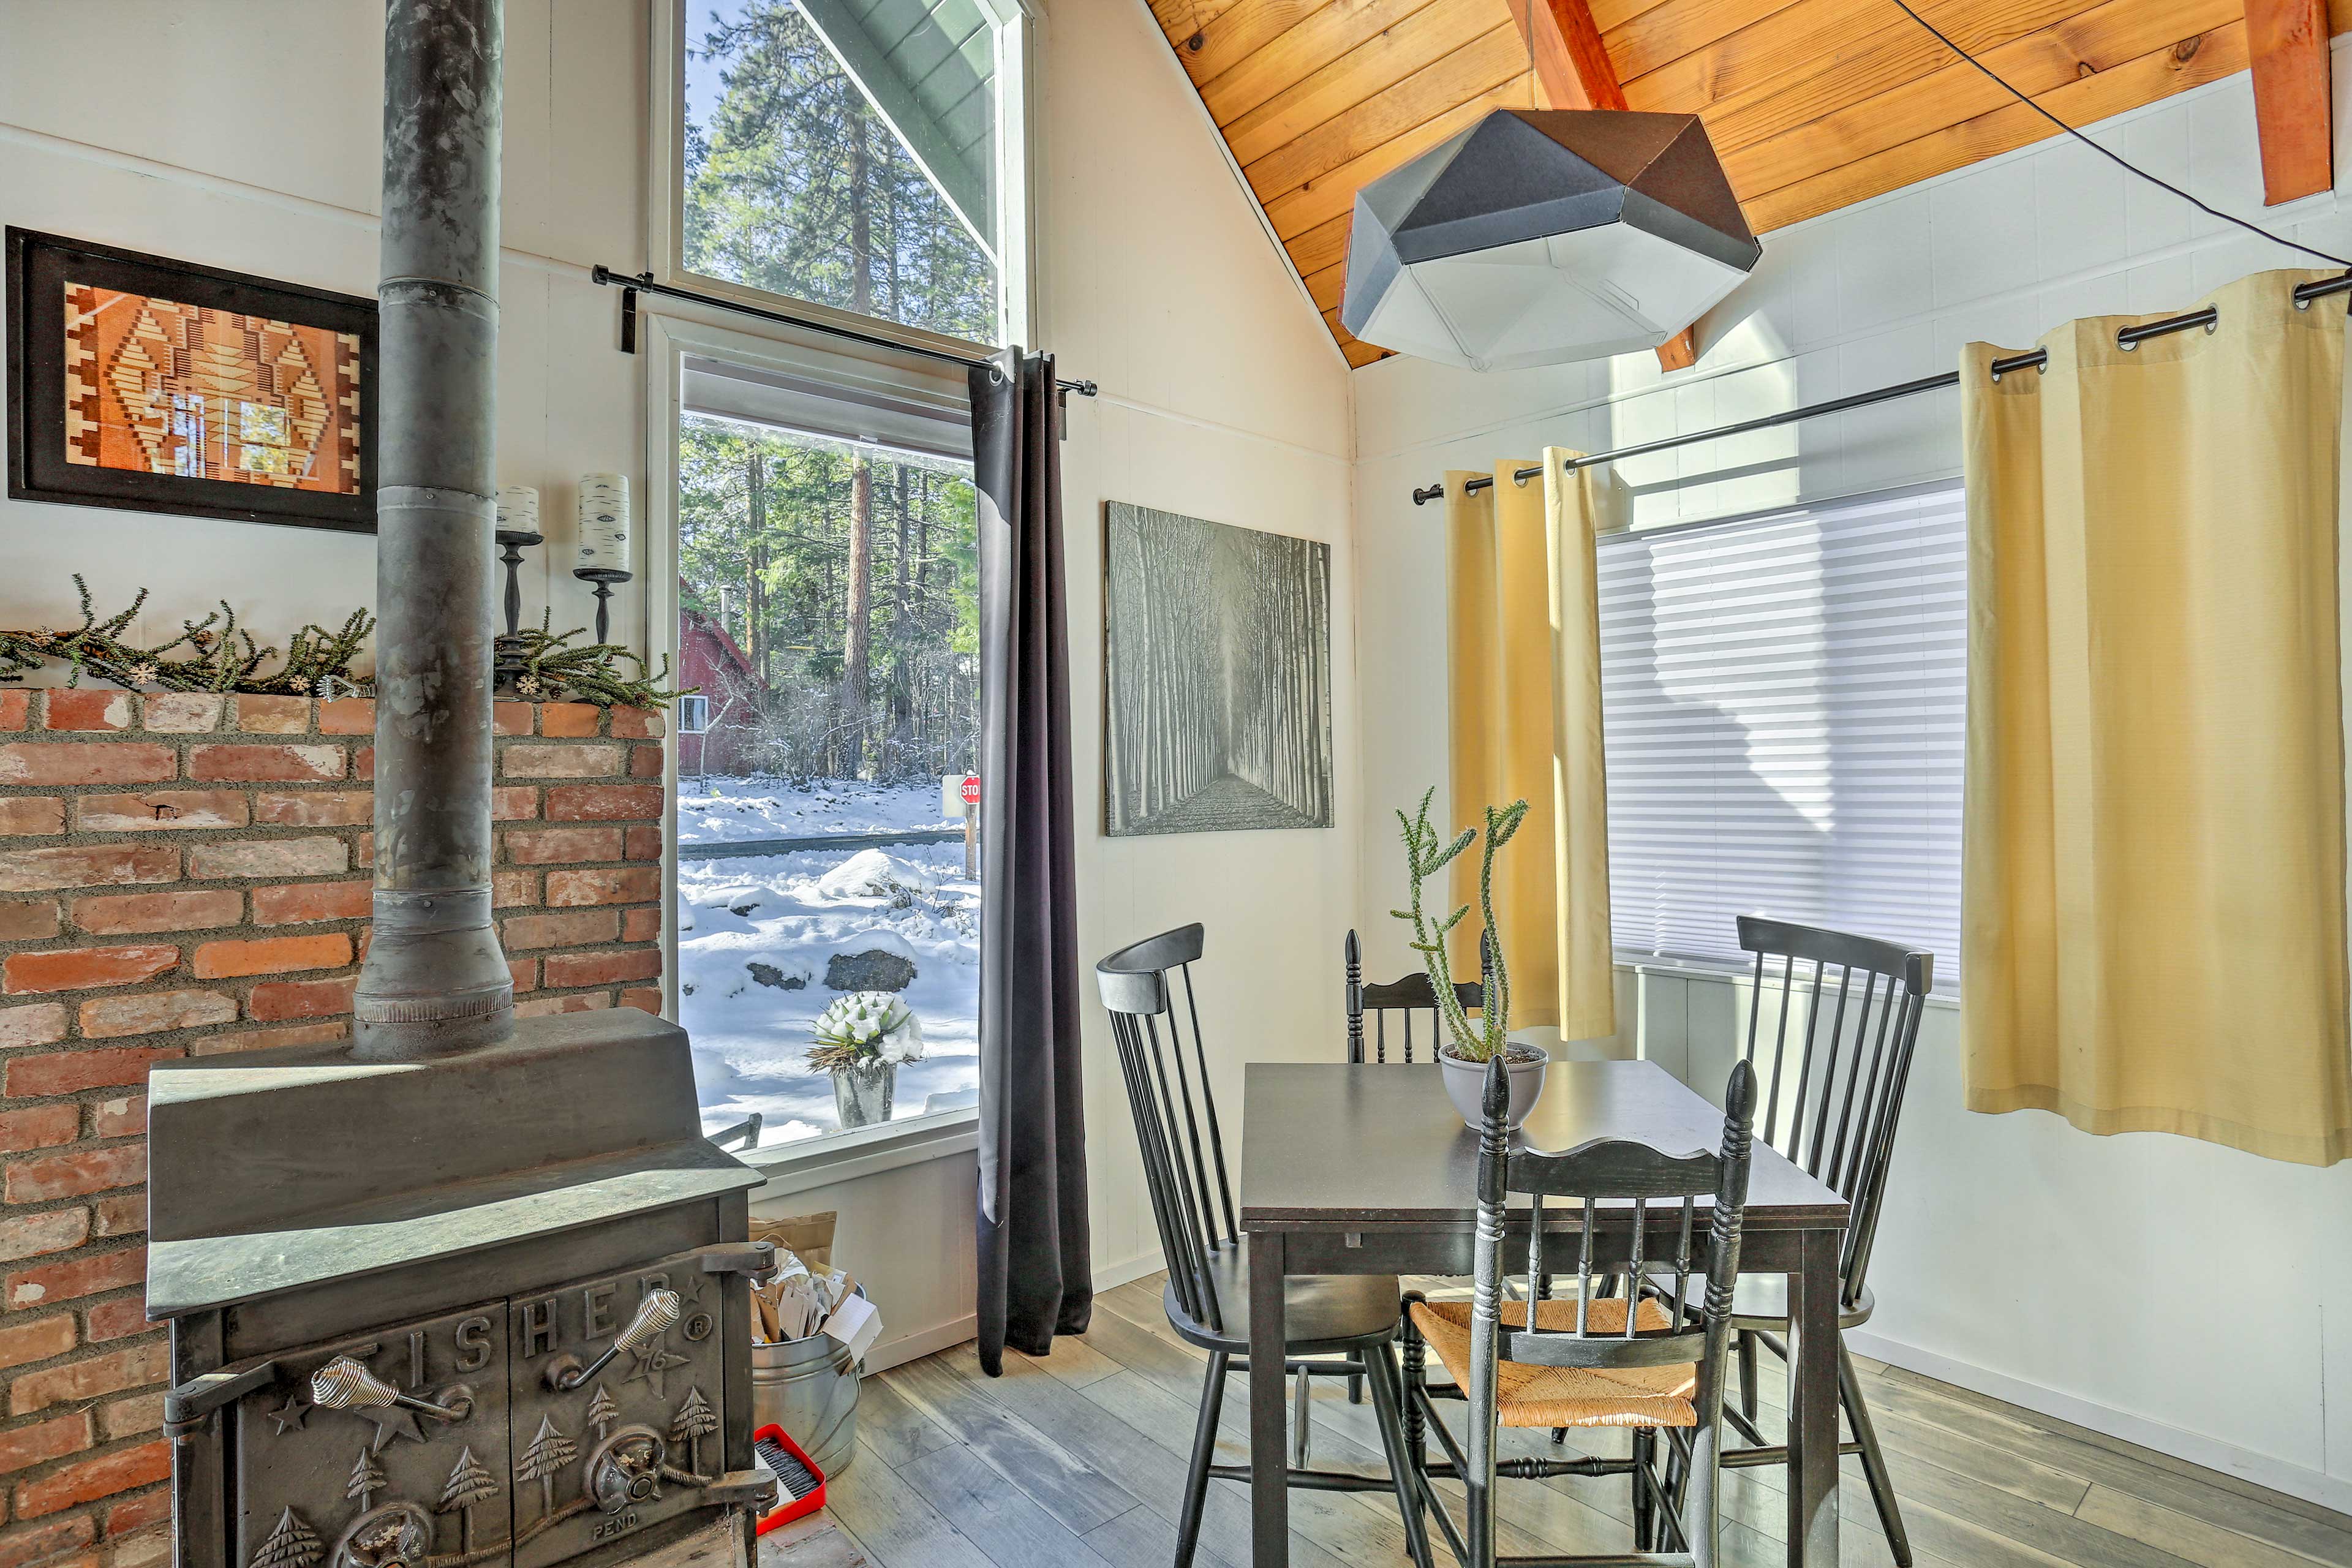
806, 992, 924, 1129
1392, 786, 1548, 1129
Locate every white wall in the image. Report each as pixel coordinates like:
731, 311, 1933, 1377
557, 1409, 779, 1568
1, 0, 1361, 1366
0, 0, 646, 660
1351, 46, 2352, 1509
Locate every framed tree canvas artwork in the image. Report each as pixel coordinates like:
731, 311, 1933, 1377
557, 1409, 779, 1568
6, 228, 377, 533
1103, 501, 1333, 835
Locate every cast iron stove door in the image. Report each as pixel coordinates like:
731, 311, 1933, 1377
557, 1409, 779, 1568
234, 1305, 514, 1568
507, 1254, 728, 1568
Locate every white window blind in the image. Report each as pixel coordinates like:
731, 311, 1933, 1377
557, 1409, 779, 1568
1597, 483, 1965, 985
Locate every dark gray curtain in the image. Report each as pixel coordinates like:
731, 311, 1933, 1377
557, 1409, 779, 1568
971, 347, 1090, 1375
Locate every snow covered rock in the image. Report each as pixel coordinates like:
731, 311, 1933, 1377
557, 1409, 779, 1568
748, 962, 806, 990
816, 849, 940, 907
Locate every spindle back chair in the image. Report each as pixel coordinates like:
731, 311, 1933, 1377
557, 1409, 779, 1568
1720, 914, 1932, 1566
1402, 1056, 1758, 1567
1734, 914, 1932, 1306
1096, 923, 1238, 1333
1096, 925, 1433, 1568
1344, 928, 1488, 1065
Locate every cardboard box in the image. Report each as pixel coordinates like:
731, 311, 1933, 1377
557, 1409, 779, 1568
820, 1292, 883, 1362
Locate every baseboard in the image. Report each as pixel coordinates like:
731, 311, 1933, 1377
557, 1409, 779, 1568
1091, 1248, 1166, 1294
1845, 1329, 2352, 1518
861, 1313, 976, 1375
850, 1251, 1164, 1376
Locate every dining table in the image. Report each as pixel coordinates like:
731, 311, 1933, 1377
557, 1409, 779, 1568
1238, 1059, 1851, 1567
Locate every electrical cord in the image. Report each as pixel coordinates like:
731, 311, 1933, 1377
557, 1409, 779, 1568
1888, 0, 2352, 270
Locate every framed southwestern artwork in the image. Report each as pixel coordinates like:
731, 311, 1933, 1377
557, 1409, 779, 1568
6, 228, 377, 533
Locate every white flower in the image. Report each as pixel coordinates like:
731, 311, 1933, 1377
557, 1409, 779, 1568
879, 1009, 925, 1064
812, 991, 922, 1063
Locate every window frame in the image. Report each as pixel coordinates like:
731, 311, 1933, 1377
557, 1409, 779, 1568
647, 0, 1037, 360
641, 310, 984, 1175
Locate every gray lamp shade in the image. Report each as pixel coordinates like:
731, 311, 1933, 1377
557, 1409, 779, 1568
1341, 109, 1761, 372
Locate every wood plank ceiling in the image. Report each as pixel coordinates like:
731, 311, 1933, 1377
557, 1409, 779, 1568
1147, 0, 2352, 368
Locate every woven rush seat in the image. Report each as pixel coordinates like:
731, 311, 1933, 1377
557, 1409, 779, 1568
1409, 1296, 1697, 1430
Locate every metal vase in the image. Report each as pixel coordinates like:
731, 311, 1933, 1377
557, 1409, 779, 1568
832, 1060, 895, 1129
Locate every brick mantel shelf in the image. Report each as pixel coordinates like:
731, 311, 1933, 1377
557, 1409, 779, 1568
0, 691, 668, 1568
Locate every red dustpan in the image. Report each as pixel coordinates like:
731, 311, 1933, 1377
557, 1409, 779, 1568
751, 1423, 826, 1533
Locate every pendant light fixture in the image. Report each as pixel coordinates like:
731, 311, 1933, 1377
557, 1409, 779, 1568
1340, 108, 1760, 372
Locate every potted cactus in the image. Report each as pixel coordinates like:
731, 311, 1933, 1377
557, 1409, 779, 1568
1392, 788, 1548, 1129
806, 992, 924, 1129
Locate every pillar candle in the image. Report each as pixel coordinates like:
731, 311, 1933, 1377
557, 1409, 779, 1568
496, 486, 540, 536
577, 473, 630, 571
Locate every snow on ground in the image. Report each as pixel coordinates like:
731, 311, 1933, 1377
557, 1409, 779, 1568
678, 777, 977, 1151
677, 775, 958, 842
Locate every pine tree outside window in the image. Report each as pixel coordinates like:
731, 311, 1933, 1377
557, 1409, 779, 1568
674, 0, 1021, 347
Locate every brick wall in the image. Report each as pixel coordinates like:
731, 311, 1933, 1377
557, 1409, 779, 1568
0, 691, 668, 1568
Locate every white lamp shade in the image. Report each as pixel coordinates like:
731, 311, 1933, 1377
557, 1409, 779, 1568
1343, 109, 1761, 371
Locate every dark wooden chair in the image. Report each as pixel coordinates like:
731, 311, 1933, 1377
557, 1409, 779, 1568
1344, 927, 1488, 1065
1715, 914, 1932, 1567
1400, 1054, 1758, 1566
1096, 924, 1434, 1568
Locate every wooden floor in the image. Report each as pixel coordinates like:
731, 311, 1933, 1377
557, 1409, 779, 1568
763, 1272, 2351, 1568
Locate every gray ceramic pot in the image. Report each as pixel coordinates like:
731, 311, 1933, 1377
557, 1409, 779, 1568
832, 1060, 895, 1129
1438, 1044, 1549, 1130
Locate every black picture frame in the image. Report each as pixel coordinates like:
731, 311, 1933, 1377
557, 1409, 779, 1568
6, 227, 377, 534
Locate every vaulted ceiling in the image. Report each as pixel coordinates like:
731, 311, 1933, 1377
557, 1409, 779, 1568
1147, 0, 2352, 367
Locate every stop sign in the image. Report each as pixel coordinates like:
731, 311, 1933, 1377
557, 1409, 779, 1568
960, 775, 981, 807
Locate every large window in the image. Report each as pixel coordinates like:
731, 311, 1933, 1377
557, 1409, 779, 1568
671, 408, 982, 1150
1597, 483, 1966, 984
679, 0, 1014, 344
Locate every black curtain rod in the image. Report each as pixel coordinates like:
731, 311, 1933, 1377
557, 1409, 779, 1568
590, 266, 1098, 400
1411, 271, 2352, 505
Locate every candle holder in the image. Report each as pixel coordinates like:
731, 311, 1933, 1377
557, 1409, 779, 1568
574, 567, 632, 646
496, 528, 543, 638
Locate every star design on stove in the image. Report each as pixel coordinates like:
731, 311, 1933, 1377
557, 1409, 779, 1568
619, 1342, 689, 1400
678, 1273, 710, 1313
264, 1397, 311, 1436
353, 1403, 427, 1452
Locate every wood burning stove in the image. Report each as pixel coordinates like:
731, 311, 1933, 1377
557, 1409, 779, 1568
147, 1010, 777, 1568
146, 9, 780, 1568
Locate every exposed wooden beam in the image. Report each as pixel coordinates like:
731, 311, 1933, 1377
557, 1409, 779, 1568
1515, 0, 1628, 110
1512, 0, 1706, 372
2247, 0, 2334, 203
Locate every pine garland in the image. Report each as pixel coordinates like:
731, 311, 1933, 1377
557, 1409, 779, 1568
0, 578, 680, 709
503, 614, 679, 709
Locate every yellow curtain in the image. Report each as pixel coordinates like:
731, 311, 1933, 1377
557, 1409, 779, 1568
1445, 453, 1615, 1041
1962, 269, 2352, 1166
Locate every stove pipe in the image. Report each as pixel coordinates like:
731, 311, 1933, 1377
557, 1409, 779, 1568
353, 0, 515, 1058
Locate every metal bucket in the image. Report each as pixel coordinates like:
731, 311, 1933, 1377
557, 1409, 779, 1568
750, 1295, 862, 1478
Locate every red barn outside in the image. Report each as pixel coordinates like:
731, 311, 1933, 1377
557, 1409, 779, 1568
676, 590, 766, 775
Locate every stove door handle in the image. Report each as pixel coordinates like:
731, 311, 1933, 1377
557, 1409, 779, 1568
163, 1360, 281, 1442
698, 1241, 777, 1283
